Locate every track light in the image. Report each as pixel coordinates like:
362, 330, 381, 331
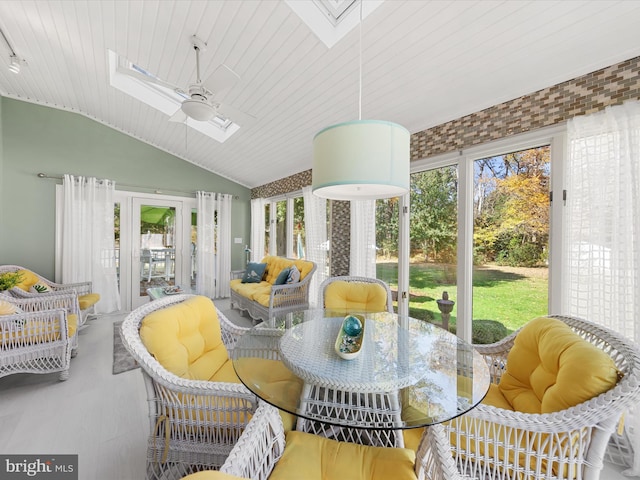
9, 54, 20, 74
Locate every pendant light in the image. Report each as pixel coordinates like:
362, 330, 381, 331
312, 0, 409, 200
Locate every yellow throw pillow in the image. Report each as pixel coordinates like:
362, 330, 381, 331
0, 300, 21, 315
15, 269, 40, 291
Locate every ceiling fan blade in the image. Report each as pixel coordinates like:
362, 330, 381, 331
217, 102, 256, 128
169, 107, 188, 123
203, 64, 240, 95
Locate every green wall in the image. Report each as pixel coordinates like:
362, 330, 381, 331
0, 97, 250, 278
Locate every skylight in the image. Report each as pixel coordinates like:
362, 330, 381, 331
286, 0, 384, 48
107, 50, 239, 143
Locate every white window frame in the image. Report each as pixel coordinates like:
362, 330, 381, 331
408, 124, 567, 342
265, 191, 304, 258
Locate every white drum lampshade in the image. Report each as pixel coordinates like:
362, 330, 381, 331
312, 120, 410, 200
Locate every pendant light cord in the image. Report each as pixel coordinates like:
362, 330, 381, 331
358, 0, 363, 121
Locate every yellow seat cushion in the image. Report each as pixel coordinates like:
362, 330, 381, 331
78, 293, 100, 310
324, 281, 388, 313
1, 313, 77, 346
14, 269, 41, 291
270, 430, 417, 480
230, 279, 270, 300
233, 357, 303, 432
181, 472, 245, 480
140, 295, 228, 381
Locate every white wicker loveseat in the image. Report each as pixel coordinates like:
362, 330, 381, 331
0, 292, 78, 381
230, 256, 316, 323
120, 294, 258, 480
417, 314, 640, 480
0, 264, 99, 327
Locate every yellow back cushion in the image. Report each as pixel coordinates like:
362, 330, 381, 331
14, 269, 41, 291
261, 256, 314, 284
324, 281, 389, 313
498, 317, 619, 414
270, 430, 417, 480
140, 296, 228, 381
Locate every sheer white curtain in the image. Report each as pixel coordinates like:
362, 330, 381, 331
250, 198, 266, 263
197, 192, 232, 298
303, 186, 328, 307
564, 100, 640, 475
350, 200, 376, 278
61, 175, 120, 314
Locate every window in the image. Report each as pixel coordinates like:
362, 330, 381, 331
399, 125, 565, 342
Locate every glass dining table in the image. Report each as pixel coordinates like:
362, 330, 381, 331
231, 309, 491, 448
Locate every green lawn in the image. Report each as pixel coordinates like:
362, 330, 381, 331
377, 262, 548, 334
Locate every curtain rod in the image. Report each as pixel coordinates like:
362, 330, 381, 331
36, 173, 239, 199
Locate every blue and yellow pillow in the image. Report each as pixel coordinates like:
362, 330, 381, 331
242, 262, 267, 284
274, 268, 291, 285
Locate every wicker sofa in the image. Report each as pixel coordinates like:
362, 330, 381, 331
0, 292, 78, 381
0, 265, 100, 327
230, 256, 316, 323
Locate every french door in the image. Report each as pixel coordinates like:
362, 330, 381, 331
129, 197, 194, 309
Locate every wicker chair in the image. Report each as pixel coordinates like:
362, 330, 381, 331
0, 292, 78, 380
318, 276, 394, 314
180, 401, 435, 480
418, 314, 640, 480
0, 265, 99, 327
120, 294, 258, 480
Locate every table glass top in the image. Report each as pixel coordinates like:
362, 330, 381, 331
232, 310, 491, 430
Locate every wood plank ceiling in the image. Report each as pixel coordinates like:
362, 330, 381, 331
0, 0, 639, 188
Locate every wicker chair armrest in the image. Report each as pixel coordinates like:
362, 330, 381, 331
221, 402, 286, 480
0, 308, 70, 343
416, 424, 464, 480
217, 307, 250, 352
3, 290, 81, 316
50, 281, 92, 296
154, 374, 257, 399
270, 282, 306, 296
230, 327, 285, 362
231, 270, 245, 280
269, 282, 308, 310
458, 383, 639, 433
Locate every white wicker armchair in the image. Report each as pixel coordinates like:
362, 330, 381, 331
188, 401, 433, 480
120, 294, 258, 480
318, 276, 394, 313
0, 292, 78, 381
419, 314, 640, 480
0, 265, 98, 327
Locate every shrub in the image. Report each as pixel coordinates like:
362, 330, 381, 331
450, 319, 509, 344
0, 271, 23, 291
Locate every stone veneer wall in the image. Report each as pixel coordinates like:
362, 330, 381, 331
251, 55, 640, 271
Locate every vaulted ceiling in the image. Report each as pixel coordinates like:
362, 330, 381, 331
1, 1, 639, 189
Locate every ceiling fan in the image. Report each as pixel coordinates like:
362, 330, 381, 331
169, 35, 251, 124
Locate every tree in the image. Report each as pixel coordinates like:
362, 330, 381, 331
376, 198, 399, 258
410, 168, 458, 262
474, 147, 550, 266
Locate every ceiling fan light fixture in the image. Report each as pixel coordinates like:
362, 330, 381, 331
181, 98, 215, 121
